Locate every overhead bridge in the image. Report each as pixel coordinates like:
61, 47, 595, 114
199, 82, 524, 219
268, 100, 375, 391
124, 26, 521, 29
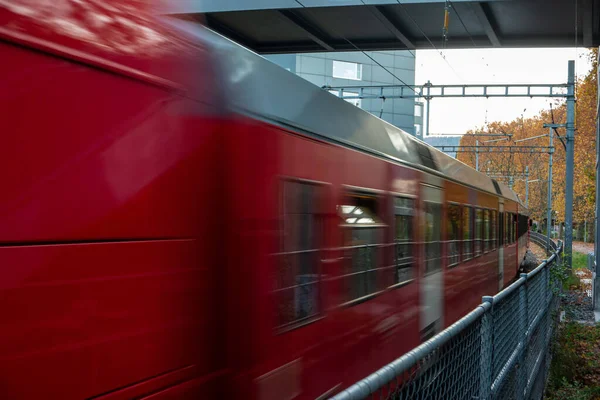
166, 0, 600, 53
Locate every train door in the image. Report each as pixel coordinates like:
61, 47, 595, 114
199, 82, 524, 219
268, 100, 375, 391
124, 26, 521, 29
420, 183, 444, 341
498, 201, 504, 291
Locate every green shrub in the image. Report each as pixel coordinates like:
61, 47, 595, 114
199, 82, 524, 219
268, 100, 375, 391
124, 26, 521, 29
547, 379, 600, 400
572, 252, 589, 270
547, 323, 600, 399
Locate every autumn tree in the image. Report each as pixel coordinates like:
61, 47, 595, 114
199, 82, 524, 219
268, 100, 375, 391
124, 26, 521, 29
457, 49, 597, 240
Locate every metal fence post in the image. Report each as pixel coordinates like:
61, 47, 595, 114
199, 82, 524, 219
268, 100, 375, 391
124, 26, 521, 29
539, 259, 553, 399
517, 273, 529, 399
592, 253, 600, 312
481, 296, 494, 400
546, 252, 561, 390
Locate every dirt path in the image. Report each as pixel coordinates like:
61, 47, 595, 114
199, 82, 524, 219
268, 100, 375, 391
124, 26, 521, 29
530, 240, 593, 258
572, 241, 594, 254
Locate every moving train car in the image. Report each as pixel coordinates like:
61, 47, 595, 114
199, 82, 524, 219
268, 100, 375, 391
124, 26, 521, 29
0, 2, 528, 399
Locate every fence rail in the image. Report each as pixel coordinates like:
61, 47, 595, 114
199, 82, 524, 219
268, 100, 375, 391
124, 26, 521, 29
529, 231, 558, 254
331, 240, 563, 400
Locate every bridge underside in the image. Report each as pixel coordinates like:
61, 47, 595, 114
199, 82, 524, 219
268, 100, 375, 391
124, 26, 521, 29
168, 0, 600, 54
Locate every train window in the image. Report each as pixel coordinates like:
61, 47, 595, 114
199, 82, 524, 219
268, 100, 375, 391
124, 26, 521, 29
507, 213, 512, 244
483, 209, 491, 252
507, 213, 515, 244
518, 214, 528, 238
394, 197, 414, 284
339, 194, 385, 303
463, 206, 474, 260
512, 214, 517, 243
474, 208, 484, 256
499, 212, 505, 246
504, 213, 510, 245
275, 180, 324, 329
425, 202, 443, 274
506, 213, 511, 244
447, 204, 461, 266
491, 210, 498, 249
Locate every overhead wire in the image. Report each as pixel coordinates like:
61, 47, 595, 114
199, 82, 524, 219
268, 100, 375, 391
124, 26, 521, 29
453, 1, 535, 140
294, 0, 418, 94
449, 1, 477, 48
355, 0, 422, 116
395, 0, 463, 82
450, 1, 496, 81
574, 0, 579, 100
542, 0, 576, 153
358, 0, 416, 59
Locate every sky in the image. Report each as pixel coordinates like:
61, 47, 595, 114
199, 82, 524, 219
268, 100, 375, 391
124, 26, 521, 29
414, 48, 593, 135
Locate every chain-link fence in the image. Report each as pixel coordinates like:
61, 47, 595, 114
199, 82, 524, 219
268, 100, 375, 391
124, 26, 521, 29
529, 231, 559, 254
331, 241, 563, 400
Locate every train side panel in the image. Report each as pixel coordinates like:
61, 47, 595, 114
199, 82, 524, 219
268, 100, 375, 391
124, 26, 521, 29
443, 182, 501, 326
224, 119, 421, 399
0, 34, 226, 399
503, 201, 520, 286
1, 4, 533, 399
517, 207, 529, 268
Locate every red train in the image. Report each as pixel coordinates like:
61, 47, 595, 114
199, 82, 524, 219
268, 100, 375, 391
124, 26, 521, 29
0, 2, 529, 399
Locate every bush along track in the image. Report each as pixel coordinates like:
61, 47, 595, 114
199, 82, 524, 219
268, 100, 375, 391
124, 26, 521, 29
546, 253, 600, 400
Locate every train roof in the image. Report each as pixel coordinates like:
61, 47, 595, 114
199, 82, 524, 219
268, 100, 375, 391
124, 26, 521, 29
171, 18, 521, 204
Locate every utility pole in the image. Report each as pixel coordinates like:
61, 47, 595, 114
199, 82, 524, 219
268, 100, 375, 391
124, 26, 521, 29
476, 139, 479, 171
424, 81, 432, 137
565, 60, 575, 268
547, 127, 553, 244
595, 46, 600, 312
525, 166, 529, 208
543, 123, 564, 246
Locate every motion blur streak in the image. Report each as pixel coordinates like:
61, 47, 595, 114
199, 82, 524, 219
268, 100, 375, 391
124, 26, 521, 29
0, 1, 529, 399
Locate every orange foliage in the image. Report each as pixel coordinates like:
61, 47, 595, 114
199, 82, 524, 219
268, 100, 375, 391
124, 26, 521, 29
457, 49, 598, 224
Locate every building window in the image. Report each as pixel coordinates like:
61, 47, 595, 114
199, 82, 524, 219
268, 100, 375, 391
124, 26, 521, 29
447, 204, 461, 266
329, 90, 362, 108
424, 202, 443, 274
414, 124, 422, 138
339, 194, 384, 303
463, 206, 473, 260
333, 60, 363, 81
274, 180, 324, 329
415, 103, 423, 117
393, 197, 415, 284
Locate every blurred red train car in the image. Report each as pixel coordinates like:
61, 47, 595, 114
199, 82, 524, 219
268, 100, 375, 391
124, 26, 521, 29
0, 2, 529, 399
